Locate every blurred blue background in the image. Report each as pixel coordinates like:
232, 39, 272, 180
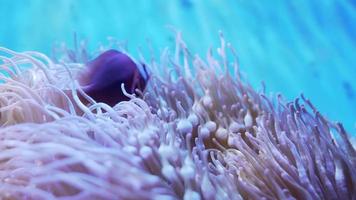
0, 0, 355, 133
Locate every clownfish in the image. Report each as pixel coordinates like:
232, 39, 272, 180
78, 49, 149, 106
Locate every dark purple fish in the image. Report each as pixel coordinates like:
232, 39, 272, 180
79, 49, 148, 106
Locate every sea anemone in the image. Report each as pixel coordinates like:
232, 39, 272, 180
0, 32, 355, 200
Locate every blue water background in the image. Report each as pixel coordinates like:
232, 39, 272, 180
0, 0, 355, 134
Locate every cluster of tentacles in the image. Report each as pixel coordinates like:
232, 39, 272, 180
0, 34, 355, 200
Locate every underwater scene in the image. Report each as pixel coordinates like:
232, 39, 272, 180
0, 0, 355, 199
